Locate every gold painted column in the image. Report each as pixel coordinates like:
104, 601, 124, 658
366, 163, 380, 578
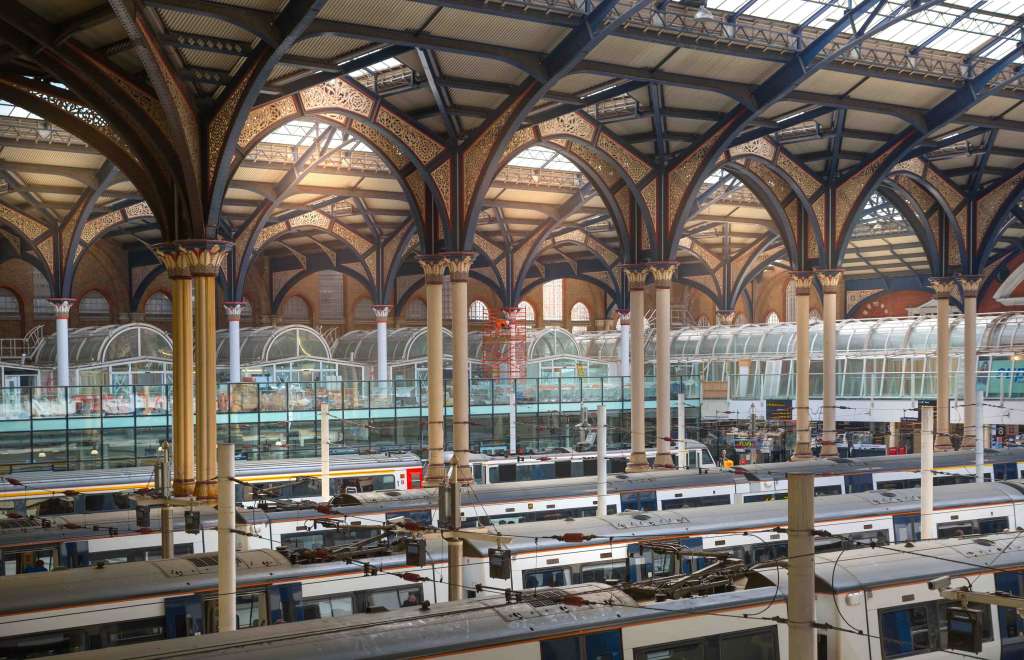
420, 256, 448, 486
625, 265, 649, 473
650, 263, 676, 469
817, 270, 842, 458
445, 253, 475, 484
960, 276, 982, 448
155, 244, 196, 497
187, 241, 232, 500
792, 272, 815, 461
931, 277, 955, 452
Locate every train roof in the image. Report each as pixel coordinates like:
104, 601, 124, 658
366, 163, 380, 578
465, 481, 1024, 555
0, 544, 447, 616
57, 583, 781, 660
734, 447, 1024, 480
337, 468, 739, 511
810, 531, 1024, 594
0, 452, 421, 495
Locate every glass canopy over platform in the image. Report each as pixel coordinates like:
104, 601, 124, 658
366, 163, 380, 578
33, 324, 172, 386
216, 325, 363, 382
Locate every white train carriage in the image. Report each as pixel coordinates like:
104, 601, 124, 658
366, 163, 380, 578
48, 532, 1024, 660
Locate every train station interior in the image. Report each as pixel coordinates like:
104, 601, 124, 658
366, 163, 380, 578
1, 0, 1024, 658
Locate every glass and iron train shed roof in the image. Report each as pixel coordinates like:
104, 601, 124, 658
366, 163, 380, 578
33, 324, 171, 367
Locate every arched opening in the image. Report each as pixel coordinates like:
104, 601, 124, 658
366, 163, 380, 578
517, 301, 536, 327
281, 295, 310, 323
570, 301, 590, 334
766, 311, 780, 325
839, 192, 932, 278
144, 292, 172, 321
469, 300, 489, 321
542, 279, 563, 322
79, 291, 111, 324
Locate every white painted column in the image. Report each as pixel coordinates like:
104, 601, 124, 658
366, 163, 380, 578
420, 257, 447, 486
677, 392, 687, 469
931, 278, 955, 452
618, 309, 630, 377
217, 442, 236, 632
976, 387, 985, 485
224, 302, 244, 384
792, 273, 815, 461
817, 270, 841, 458
787, 472, 816, 660
625, 267, 649, 472
320, 402, 331, 499
920, 405, 936, 539
49, 299, 75, 388
372, 305, 390, 381
447, 254, 474, 484
961, 276, 982, 448
651, 263, 676, 468
597, 404, 608, 515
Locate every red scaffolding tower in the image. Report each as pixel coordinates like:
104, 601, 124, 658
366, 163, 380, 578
480, 306, 527, 380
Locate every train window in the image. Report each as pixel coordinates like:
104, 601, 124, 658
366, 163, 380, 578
575, 560, 627, 584
621, 491, 657, 512
105, 618, 165, 646
880, 601, 992, 658
978, 517, 1009, 534
844, 474, 874, 494
524, 567, 569, 588
638, 626, 778, 660
661, 495, 731, 509
497, 464, 516, 483
877, 479, 920, 491
2, 546, 57, 575
744, 494, 773, 503
541, 630, 623, 660
583, 458, 598, 476
473, 464, 483, 483
88, 543, 194, 565
555, 461, 573, 479
814, 485, 842, 496
37, 497, 75, 516
386, 509, 431, 526
364, 586, 422, 612
995, 462, 1019, 481
518, 464, 556, 481
299, 594, 354, 620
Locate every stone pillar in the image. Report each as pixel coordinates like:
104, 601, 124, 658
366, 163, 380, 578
960, 276, 982, 448
445, 253, 475, 484
625, 266, 649, 472
931, 277, 956, 452
188, 241, 232, 500
650, 263, 676, 469
618, 308, 630, 377
372, 305, 390, 381
817, 270, 842, 458
791, 272, 815, 461
224, 302, 244, 384
419, 256, 447, 486
715, 309, 736, 326
154, 244, 196, 497
48, 298, 75, 388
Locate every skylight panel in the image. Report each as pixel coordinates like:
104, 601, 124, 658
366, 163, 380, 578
507, 145, 580, 172
0, 100, 40, 119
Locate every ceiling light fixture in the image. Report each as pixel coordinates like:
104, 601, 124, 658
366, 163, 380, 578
694, 4, 715, 22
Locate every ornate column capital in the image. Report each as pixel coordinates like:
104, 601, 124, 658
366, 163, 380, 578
716, 309, 736, 326
617, 308, 630, 325
48, 298, 76, 320
417, 255, 448, 284
153, 242, 194, 278
959, 275, 983, 298
648, 262, 678, 289
624, 264, 648, 290
815, 269, 843, 294
372, 304, 391, 322
156, 240, 232, 277
929, 276, 957, 299
440, 251, 475, 282
223, 301, 245, 322
790, 271, 815, 295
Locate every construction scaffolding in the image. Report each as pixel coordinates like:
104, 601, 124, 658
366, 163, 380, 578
480, 306, 527, 380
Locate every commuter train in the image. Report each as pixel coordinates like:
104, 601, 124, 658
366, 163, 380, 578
40, 532, 1024, 660
0, 444, 717, 516
5, 480, 1024, 657
3, 446, 1024, 574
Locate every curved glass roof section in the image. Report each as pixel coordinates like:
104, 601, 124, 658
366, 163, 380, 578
215, 325, 331, 365
705, 1, 1024, 59
507, 145, 580, 172
34, 324, 171, 366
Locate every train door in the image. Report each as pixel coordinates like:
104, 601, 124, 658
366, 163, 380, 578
202, 591, 269, 631
679, 538, 708, 575
269, 584, 301, 624
406, 467, 422, 489
893, 514, 921, 542
165, 595, 203, 638
995, 572, 1024, 659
